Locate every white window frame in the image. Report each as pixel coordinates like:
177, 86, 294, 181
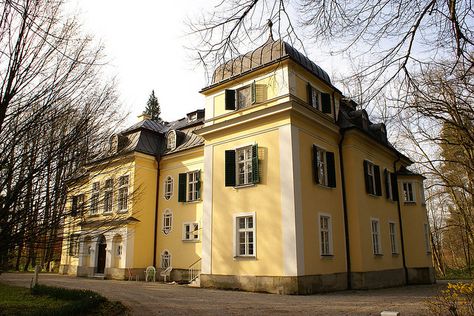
161, 250, 171, 268
236, 85, 252, 109
310, 85, 321, 110
371, 218, 382, 255
69, 234, 80, 257
103, 178, 113, 214
403, 182, 416, 203
162, 209, 173, 235
319, 213, 333, 256
164, 176, 174, 200
389, 222, 398, 254
117, 175, 129, 212
187, 171, 199, 201
90, 182, 100, 215
116, 244, 123, 256
167, 130, 176, 150
316, 147, 328, 186
233, 212, 256, 258
367, 161, 376, 195
235, 145, 253, 186
182, 222, 200, 241
424, 223, 431, 253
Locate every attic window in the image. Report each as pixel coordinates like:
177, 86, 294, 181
167, 130, 176, 150
188, 113, 197, 122
362, 112, 369, 129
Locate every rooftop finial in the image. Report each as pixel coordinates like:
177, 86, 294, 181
267, 19, 273, 40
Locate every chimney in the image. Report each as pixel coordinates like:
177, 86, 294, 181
137, 112, 151, 122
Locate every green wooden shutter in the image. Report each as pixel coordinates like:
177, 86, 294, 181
252, 144, 260, 184
374, 165, 382, 196
312, 145, 319, 184
225, 89, 236, 110
321, 93, 331, 113
306, 83, 313, 106
391, 172, 399, 201
225, 150, 236, 187
251, 81, 256, 104
178, 173, 187, 202
326, 151, 336, 188
71, 196, 78, 217
196, 170, 201, 199
384, 169, 390, 199
363, 160, 370, 194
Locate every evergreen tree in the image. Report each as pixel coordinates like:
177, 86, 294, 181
144, 90, 161, 121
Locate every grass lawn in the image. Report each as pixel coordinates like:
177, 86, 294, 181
0, 283, 128, 315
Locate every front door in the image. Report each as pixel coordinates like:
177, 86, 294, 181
97, 236, 106, 274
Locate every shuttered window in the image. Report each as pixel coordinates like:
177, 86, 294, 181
312, 145, 336, 188
178, 170, 201, 202
225, 82, 266, 111
307, 83, 332, 114
225, 144, 260, 187
363, 161, 382, 196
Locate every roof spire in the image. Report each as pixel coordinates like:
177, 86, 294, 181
267, 19, 273, 40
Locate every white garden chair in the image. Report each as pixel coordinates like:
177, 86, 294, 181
145, 266, 156, 282
160, 266, 172, 282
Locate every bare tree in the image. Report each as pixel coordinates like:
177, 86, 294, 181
0, 0, 124, 272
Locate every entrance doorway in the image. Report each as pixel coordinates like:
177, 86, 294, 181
97, 235, 107, 274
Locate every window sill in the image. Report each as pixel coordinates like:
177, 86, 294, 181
89, 213, 100, 217
403, 201, 416, 205
233, 183, 256, 189
391, 253, 399, 256
368, 193, 381, 198
373, 253, 383, 257
233, 255, 256, 260
184, 199, 201, 204
182, 239, 200, 243
320, 254, 334, 258
103, 211, 113, 215
316, 183, 335, 190
117, 209, 129, 214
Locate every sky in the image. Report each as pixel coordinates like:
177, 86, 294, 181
68, 0, 346, 126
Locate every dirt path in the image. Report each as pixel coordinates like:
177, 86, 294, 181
0, 273, 447, 315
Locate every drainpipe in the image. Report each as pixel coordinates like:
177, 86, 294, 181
393, 156, 408, 284
338, 129, 351, 289
153, 154, 161, 267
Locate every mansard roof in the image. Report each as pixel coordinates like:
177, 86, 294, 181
202, 37, 333, 91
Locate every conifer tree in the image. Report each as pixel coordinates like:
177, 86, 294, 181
144, 90, 161, 121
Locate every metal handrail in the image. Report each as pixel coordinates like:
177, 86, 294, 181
188, 258, 201, 283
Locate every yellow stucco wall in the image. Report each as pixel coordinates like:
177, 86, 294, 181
156, 149, 203, 270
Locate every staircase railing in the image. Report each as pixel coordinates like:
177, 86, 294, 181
188, 258, 201, 283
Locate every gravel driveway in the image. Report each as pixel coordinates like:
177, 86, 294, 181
0, 273, 447, 315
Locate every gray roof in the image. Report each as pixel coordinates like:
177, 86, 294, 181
164, 125, 204, 155
204, 37, 332, 91
121, 119, 165, 134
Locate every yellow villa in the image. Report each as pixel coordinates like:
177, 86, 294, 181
59, 35, 434, 294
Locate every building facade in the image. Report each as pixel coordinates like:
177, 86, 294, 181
59, 36, 434, 294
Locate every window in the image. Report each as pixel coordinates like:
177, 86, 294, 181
403, 182, 415, 202
384, 169, 398, 201
167, 130, 176, 150
103, 179, 113, 213
237, 85, 252, 109
71, 194, 84, 217
306, 83, 331, 114
371, 219, 382, 255
319, 214, 333, 256
117, 175, 129, 212
183, 222, 199, 241
162, 209, 172, 234
116, 245, 123, 256
389, 222, 398, 254
224, 82, 266, 111
69, 234, 80, 257
424, 223, 431, 253
225, 145, 259, 187
312, 145, 336, 187
235, 214, 255, 257
178, 171, 201, 202
90, 182, 100, 215
164, 176, 173, 200
364, 161, 382, 196
188, 113, 197, 122
161, 250, 171, 268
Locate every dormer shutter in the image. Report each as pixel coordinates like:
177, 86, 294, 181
374, 165, 382, 196
391, 173, 399, 201
363, 160, 370, 194
321, 93, 331, 113
326, 152, 336, 187
312, 145, 319, 184
384, 169, 390, 199
251, 81, 256, 104
225, 89, 236, 110
252, 144, 260, 184
306, 83, 313, 106
196, 170, 201, 199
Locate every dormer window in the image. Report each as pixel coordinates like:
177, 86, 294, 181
361, 112, 369, 129
306, 83, 332, 114
224, 82, 266, 111
167, 130, 176, 150
188, 113, 197, 122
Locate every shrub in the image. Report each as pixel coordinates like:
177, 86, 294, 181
427, 282, 474, 316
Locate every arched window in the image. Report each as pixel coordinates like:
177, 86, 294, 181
167, 130, 176, 150
161, 250, 171, 268
162, 209, 172, 234
164, 176, 173, 200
